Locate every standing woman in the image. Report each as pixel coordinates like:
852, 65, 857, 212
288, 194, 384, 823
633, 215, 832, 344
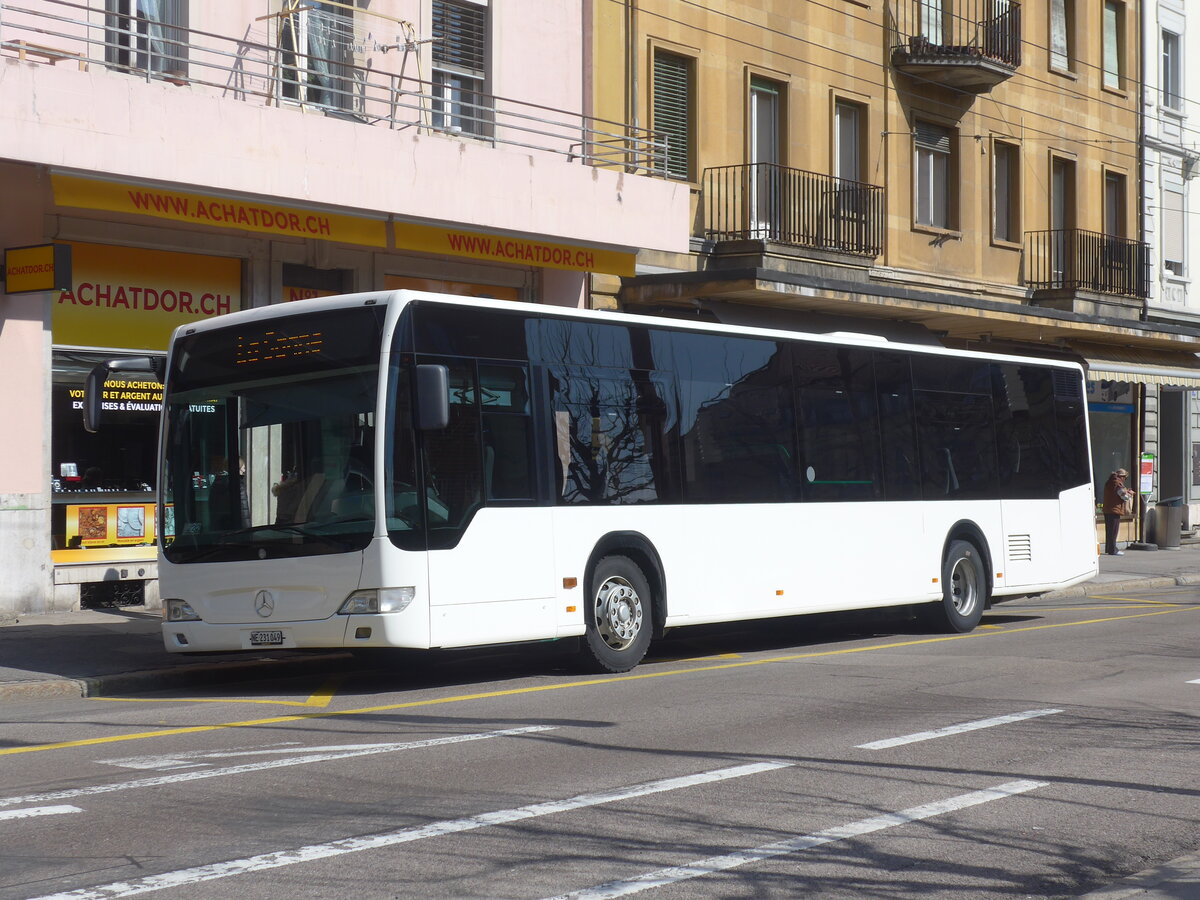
1102, 468, 1132, 556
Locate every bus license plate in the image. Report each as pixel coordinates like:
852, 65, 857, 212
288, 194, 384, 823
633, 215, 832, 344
249, 630, 284, 646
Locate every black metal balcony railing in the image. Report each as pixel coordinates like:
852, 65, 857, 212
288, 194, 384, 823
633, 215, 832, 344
1025, 229, 1150, 300
704, 164, 885, 258
891, 0, 1022, 69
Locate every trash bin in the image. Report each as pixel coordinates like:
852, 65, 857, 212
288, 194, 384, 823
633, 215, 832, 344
1154, 497, 1183, 550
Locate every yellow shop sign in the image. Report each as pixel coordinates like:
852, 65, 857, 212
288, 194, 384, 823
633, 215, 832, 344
53, 243, 242, 352
394, 222, 635, 276
52, 174, 387, 248
4, 243, 71, 294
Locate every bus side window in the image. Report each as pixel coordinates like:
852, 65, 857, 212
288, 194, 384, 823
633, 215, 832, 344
479, 364, 534, 501
421, 359, 483, 530
874, 352, 921, 501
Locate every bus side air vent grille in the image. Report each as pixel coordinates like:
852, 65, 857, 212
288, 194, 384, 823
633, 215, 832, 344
1007, 534, 1033, 562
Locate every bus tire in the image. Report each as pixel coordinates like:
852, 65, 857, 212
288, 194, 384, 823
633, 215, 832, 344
582, 555, 653, 673
928, 539, 986, 633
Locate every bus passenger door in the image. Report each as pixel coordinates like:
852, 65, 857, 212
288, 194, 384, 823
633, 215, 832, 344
420, 359, 557, 647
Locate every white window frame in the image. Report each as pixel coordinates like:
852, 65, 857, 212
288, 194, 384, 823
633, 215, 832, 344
993, 140, 1021, 244
914, 122, 953, 230
431, 0, 490, 137
1162, 30, 1183, 112
1103, 1, 1124, 91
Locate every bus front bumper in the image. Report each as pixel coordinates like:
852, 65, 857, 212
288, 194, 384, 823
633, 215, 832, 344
161, 612, 431, 653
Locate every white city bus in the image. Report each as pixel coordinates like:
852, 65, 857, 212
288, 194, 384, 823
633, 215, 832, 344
137, 290, 1097, 672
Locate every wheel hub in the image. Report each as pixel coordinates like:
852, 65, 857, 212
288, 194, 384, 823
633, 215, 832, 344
595, 577, 643, 649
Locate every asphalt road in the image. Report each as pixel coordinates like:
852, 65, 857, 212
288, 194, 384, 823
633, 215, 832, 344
1, 588, 1198, 899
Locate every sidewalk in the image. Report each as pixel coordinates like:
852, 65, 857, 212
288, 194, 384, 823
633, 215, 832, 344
1, 546, 1199, 897
0, 604, 351, 702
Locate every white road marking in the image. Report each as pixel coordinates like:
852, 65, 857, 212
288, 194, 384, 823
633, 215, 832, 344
856, 709, 1063, 750
0, 805, 82, 822
98, 742, 305, 771
546, 779, 1048, 899
28, 761, 790, 899
0, 726, 552, 810
1188, 679, 1200, 684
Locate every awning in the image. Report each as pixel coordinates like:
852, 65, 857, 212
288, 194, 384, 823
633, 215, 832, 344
1075, 345, 1200, 388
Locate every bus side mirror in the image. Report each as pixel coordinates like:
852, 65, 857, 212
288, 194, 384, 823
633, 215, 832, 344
82, 356, 165, 433
415, 364, 450, 430
82, 363, 109, 434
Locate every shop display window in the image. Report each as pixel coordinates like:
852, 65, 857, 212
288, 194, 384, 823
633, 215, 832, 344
51, 351, 163, 561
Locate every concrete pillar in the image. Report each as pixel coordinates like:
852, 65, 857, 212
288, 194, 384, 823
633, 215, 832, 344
0, 165, 53, 615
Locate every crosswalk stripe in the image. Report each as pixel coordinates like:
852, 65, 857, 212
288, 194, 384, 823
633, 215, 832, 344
546, 780, 1048, 899
28, 761, 790, 899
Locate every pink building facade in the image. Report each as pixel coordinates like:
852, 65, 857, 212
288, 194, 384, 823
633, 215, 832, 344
0, 0, 687, 614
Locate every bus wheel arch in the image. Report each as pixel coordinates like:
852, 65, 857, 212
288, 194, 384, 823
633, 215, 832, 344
580, 533, 666, 673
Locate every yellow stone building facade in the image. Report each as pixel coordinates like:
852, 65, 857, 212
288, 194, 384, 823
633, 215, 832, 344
589, 0, 1200, 542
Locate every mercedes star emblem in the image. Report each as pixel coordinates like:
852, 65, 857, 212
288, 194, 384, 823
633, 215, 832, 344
254, 590, 275, 618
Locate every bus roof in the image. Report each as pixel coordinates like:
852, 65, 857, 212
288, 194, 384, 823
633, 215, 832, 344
173, 289, 1086, 373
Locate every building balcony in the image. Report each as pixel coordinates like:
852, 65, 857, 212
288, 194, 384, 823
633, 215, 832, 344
0, 0, 685, 254
702, 164, 884, 272
890, 0, 1021, 93
1026, 229, 1150, 319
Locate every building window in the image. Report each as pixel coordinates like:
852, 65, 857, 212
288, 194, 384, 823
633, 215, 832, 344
993, 141, 1021, 243
1104, 171, 1126, 237
653, 50, 695, 181
749, 78, 783, 238
1049, 0, 1072, 71
432, 0, 490, 136
914, 121, 953, 229
835, 101, 864, 184
920, 0, 946, 45
279, 1, 356, 111
104, 0, 189, 78
52, 351, 161, 561
1103, 1, 1124, 90
1163, 30, 1183, 112
1164, 184, 1186, 277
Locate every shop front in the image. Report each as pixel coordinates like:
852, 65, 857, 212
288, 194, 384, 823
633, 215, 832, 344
1080, 346, 1200, 550
50, 241, 242, 608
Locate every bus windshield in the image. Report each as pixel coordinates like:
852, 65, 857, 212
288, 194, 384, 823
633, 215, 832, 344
162, 305, 387, 563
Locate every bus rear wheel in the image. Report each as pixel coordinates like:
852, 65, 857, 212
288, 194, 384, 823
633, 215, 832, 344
582, 556, 653, 673
928, 539, 986, 633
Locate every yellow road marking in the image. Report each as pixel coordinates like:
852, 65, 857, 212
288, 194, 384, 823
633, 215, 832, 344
5, 603, 1196, 758
1006, 605, 1182, 612
1086, 595, 1187, 605
92, 676, 345, 709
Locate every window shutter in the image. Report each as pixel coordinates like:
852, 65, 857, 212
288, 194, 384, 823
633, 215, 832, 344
653, 51, 692, 180
1164, 187, 1185, 268
914, 121, 951, 153
433, 0, 487, 76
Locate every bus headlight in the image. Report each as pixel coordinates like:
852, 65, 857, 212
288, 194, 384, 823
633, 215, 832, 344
338, 587, 416, 615
165, 599, 201, 622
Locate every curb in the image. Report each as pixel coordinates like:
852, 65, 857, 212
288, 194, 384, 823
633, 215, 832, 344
1076, 850, 1200, 897
1041, 576, 1180, 599
0, 652, 354, 702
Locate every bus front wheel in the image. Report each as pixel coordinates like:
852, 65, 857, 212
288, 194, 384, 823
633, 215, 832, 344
928, 539, 986, 633
582, 556, 653, 673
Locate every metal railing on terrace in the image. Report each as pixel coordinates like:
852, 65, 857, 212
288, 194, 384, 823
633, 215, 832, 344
0, 0, 668, 176
1025, 229, 1149, 299
703, 163, 885, 258
890, 0, 1021, 69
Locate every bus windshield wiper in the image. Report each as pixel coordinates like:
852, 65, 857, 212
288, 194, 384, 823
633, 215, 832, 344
205, 524, 360, 550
